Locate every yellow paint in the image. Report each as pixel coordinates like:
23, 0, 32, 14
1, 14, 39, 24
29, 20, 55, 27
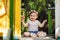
14, 0, 21, 38
0, 0, 10, 36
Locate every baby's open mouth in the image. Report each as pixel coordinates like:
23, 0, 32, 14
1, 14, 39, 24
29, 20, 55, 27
31, 18, 34, 19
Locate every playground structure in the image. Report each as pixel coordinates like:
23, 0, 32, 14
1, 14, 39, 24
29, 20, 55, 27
0, 0, 21, 40
0, 0, 60, 40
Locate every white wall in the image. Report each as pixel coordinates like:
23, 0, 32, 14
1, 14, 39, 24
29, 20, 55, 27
55, 0, 60, 36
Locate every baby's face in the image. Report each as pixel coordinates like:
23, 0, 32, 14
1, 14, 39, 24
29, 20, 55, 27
30, 13, 38, 21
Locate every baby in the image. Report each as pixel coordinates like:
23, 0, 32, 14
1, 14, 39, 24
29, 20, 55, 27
22, 10, 47, 37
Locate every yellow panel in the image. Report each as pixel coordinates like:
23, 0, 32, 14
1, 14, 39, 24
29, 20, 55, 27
14, 0, 21, 38
0, 0, 10, 36
0, 32, 3, 37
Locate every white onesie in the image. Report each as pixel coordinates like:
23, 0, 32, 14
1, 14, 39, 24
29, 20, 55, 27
27, 20, 40, 31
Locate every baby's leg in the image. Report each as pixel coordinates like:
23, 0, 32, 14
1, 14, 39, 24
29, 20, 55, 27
30, 33, 37, 37
24, 32, 30, 37
37, 31, 47, 37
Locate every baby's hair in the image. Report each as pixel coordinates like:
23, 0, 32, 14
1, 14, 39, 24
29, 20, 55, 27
29, 10, 38, 16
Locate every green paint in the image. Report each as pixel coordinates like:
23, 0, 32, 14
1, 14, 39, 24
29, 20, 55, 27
10, 0, 14, 40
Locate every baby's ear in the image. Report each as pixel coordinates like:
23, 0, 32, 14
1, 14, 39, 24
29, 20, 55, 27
36, 15, 38, 18
36, 12, 38, 14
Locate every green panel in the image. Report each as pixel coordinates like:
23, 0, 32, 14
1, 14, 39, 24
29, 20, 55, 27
10, 0, 14, 40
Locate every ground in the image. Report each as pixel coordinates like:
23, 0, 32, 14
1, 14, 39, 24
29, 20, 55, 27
20, 37, 55, 40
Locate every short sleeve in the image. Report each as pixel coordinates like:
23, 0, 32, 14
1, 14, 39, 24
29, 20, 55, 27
37, 20, 43, 27
37, 20, 40, 24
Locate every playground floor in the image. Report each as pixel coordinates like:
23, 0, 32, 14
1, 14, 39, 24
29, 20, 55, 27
20, 37, 55, 40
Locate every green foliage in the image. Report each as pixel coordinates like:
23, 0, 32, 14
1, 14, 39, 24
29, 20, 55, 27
47, 10, 53, 35
28, 1, 36, 10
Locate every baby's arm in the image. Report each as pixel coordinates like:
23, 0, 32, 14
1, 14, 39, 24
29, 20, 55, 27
39, 20, 47, 27
21, 15, 28, 27
22, 21, 28, 27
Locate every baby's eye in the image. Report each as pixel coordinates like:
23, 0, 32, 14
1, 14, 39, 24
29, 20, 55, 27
30, 15, 32, 16
33, 15, 35, 17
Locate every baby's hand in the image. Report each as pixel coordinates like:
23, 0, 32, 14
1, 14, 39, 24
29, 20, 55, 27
44, 20, 47, 22
21, 15, 25, 22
